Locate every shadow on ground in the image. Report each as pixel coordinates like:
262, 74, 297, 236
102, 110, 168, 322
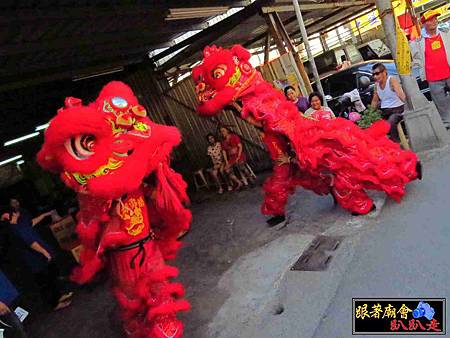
25, 174, 355, 338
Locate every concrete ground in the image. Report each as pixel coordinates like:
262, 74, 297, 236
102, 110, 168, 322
24, 147, 449, 338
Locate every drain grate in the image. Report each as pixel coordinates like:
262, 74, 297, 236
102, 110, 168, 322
291, 235, 343, 271
311, 235, 342, 251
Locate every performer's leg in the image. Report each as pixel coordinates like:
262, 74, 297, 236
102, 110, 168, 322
291, 168, 332, 196
261, 164, 292, 226
332, 176, 374, 215
110, 242, 189, 338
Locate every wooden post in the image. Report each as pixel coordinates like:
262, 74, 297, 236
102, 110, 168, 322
319, 33, 329, 52
273, 12, 312, 94
264, 13, 286, 55
264, 13, 303, 91
264, 32, 271, 65
405, 0, 421, 37
336, 28, 351, 62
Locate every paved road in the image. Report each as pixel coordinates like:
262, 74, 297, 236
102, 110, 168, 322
314, 151, 450, 338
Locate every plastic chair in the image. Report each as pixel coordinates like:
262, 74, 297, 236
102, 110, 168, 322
193, 169, 209, 191
245, 163, 257, 179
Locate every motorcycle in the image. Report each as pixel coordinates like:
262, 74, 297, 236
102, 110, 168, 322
333, 76, 372, 121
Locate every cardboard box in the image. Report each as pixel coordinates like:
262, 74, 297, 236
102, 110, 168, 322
60, 240, 83, 263
50, 215, 83, 263
49, 215, 77, 247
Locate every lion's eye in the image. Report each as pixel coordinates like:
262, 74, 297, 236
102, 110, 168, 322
212, 64, 227, 79
64, 134, 95, 160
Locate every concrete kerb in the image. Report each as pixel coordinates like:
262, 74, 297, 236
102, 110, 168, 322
252, 234, 360, 338
206, 233, 315, 338
417, 144, 450, 162
202, 145, 443, 338
205, 206, 382, 338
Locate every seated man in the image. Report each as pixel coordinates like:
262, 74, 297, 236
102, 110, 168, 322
206, 133, 231, 194
370, 62, 406, 142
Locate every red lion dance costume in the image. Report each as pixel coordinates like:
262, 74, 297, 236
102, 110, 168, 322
37, 81, 190, 338
192, 45, 421, 216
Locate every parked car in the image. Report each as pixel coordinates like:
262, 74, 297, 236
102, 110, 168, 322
313, 60, 431, 113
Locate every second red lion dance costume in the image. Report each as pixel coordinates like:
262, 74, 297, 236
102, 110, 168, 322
192, 45, 421, 217
38, 82, 190, 338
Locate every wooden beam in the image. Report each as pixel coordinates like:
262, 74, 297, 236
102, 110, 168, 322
0, 6, 164, 22
0, 24, 208, 56
165, 0, 252, 9
0, 3, 249, 22
292, 5, 375, 38
155, 0, 271, 71
263, 32, 271, 64
261, 1, 375, 13
319, 33, 329, 51
0, 54, 144, 92
273, 12, 312, 93
244, 9, 343, 49
0, 42, 162, 77
264, 13, 286, 55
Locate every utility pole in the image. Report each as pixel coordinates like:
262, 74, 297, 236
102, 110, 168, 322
375, 0, 449, 152
292, 0, 326, 104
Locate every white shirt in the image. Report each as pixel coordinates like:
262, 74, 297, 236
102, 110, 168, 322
376, 76, 404, 109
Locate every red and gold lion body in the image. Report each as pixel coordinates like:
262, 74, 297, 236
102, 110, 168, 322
38, 81, 191, 338
192, 45, 420, 215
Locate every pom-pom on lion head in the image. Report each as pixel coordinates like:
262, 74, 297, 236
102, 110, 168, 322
192, 45, 255, 116
37, 81, 181, 199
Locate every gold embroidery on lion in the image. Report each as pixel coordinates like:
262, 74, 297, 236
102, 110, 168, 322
118, 197, 146, 236
69, 158, 123, 185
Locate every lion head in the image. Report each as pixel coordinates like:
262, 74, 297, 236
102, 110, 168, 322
192, 45, 256, 116
37, 81, 181, 199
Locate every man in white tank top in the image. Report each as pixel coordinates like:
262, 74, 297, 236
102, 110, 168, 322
370, 63, 406, 142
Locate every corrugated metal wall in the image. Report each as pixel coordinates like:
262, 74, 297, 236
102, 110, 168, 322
163, 77, 271, 172
124, 65, 271, 183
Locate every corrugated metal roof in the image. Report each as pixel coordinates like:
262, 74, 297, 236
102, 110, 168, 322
0, 0, 375, 88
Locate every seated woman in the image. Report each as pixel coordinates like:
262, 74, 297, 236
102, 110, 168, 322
0, 269, 27, 338
206, 133, 231, 194
284, 85, 309, 113
220, 127, 255, 190
2, 198, 73, 311
304, 92, 336, 120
